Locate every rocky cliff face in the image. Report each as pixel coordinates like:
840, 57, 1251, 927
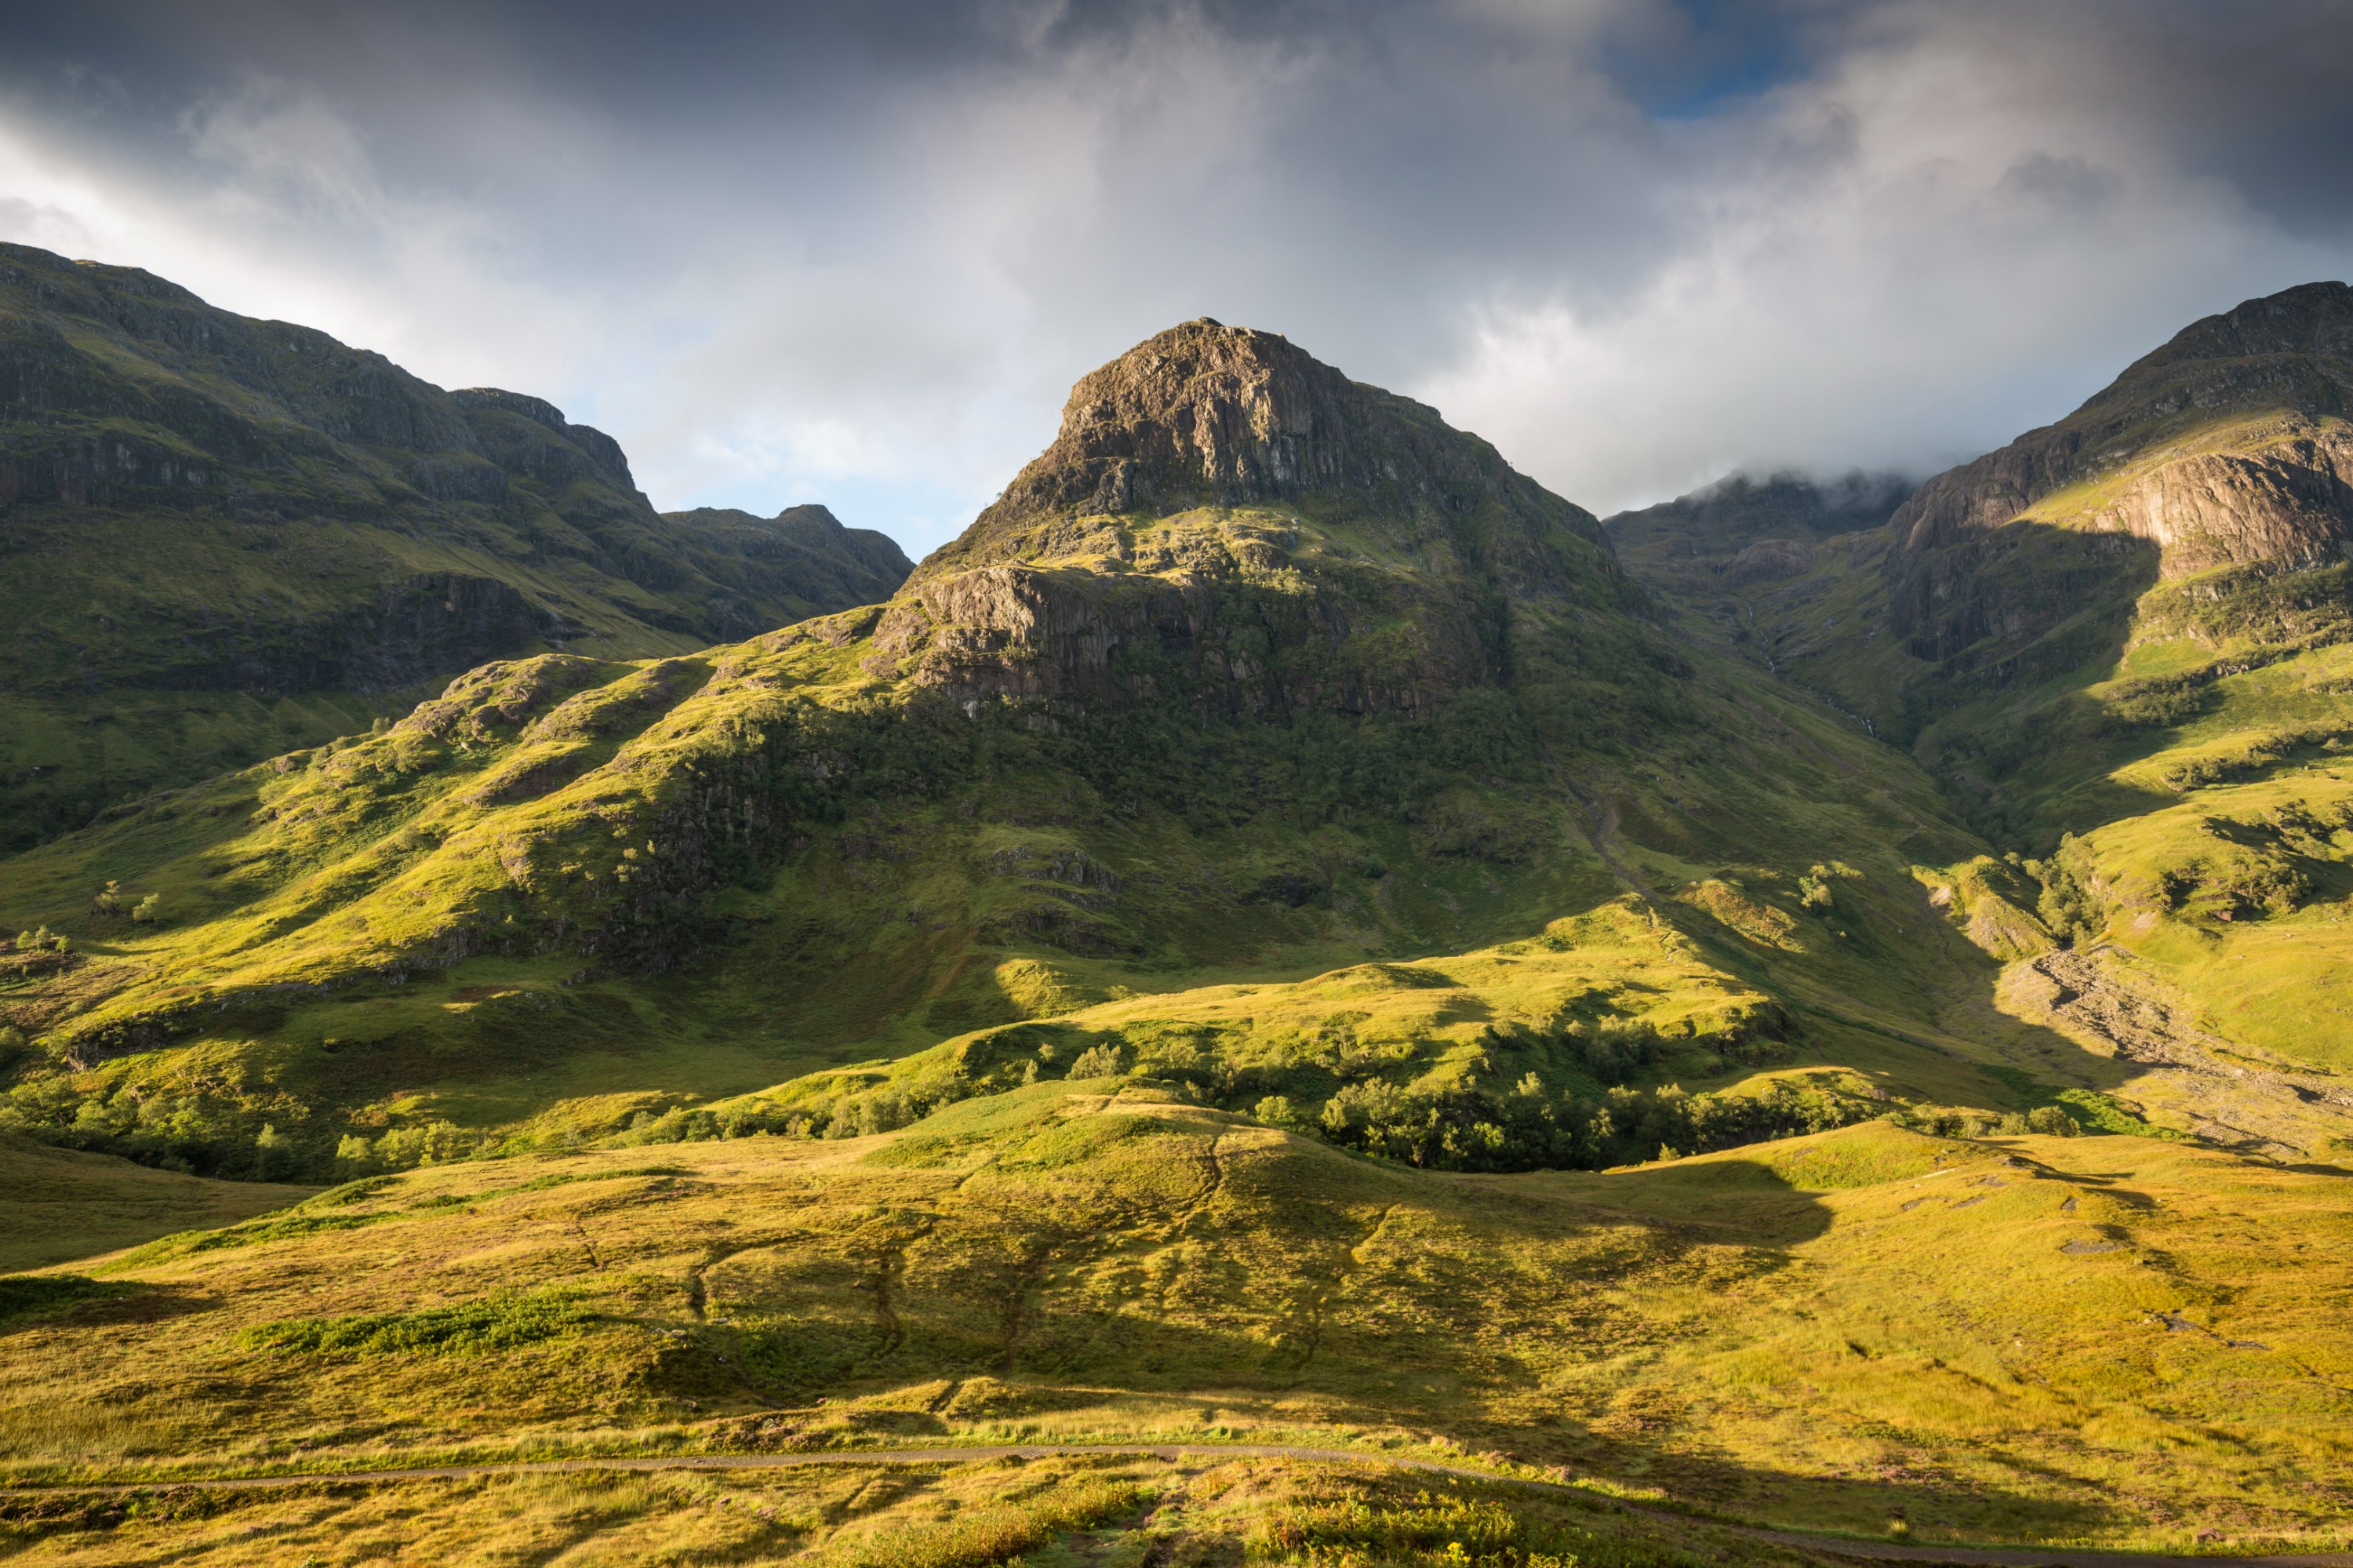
0, 243, 907, 844
1887, 283, 2353, 677
878, 319, 1629, 710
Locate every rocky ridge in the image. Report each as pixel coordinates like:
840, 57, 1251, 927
1887, 282, 2353, 682
0, 242, 908, 844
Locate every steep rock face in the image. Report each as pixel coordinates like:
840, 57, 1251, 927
0, 242, 904, 843
881, 320, 1627, 709
2089, 427, 2353, 576
1888, 283, 2353, 674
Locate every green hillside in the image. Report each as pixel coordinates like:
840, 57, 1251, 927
8, 295, 2353, 1561
0, 242, 910, 849
0, 317, 2129, 1185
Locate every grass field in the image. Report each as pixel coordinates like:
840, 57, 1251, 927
0, 1133, 315, 1274
2, 1092, 2345, 1554
0, 1451, 1843, 1568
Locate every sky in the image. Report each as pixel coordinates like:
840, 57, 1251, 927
2, 0, 2349, 555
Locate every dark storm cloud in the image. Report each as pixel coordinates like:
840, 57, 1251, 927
0, 1, 2348, 544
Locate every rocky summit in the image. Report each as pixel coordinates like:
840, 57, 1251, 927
6, 276, 2353, 1560
880, 318, 1625, 708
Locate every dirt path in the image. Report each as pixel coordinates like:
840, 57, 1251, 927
2008, 947, 2353, 1158
9, 1442, 2347, 1566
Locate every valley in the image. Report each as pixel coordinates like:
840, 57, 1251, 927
3, 264, 2353, 1563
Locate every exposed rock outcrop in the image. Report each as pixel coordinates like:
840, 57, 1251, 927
918, 317, 1613, 594
1894, 282, 2353, 561
1727, 538, 1817, 586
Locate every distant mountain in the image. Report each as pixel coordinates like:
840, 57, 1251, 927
657, 503, 911, 621
1605, 469, 1916, 595
0, 243, 907, 848
1602, 281, 2353, 1137
2, 315, 2040, 1188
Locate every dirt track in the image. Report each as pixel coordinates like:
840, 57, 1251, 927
9, 1442, 2348, 1568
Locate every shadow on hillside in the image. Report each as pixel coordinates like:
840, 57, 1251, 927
740, 1148, 2126, 1541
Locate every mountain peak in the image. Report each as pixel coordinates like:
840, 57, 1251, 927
918, 319, 1604, 582
998, 316, 1369, 516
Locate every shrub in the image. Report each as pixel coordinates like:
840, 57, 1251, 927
1253, 1095, 1300, 1129
2025, 1105, 2078, 1136
1067, 1043, 1125, 1079
238, 1289, 592, 1358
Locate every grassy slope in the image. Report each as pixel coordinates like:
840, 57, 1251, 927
0, 482, 2134, 1180
0, 1098, 2344, 1552
0, 1132, 315, 1272
1608, 419, 2353, 1141
0, 1453, 1832, 1568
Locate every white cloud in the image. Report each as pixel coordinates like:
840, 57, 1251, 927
1417, 6, 2349, 512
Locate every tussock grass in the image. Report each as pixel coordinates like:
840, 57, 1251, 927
818, 1470, 1143, 1568
0, 1109, 2347, 1548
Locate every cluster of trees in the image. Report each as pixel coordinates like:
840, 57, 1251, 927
88, 881, 164, 923
1, 1077, 317, 1179
1289, 1074, 1875, 1173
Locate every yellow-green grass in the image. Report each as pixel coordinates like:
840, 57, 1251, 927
2, 1095, 2346, 1550
0, 1452, 1827, 1568
0, 532, 2056, 1181
0, 1133, 315, 1273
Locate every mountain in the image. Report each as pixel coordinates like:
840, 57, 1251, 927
1606, 281, 2353, 1150
0, 313, 2095, 1187
658, 502, 912, 615
0, 242, 910, 850
1605, 468, 1916, 594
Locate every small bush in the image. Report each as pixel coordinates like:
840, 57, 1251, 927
1067, 1043, 1125, 1079
1253, 1095, 1300, 1129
